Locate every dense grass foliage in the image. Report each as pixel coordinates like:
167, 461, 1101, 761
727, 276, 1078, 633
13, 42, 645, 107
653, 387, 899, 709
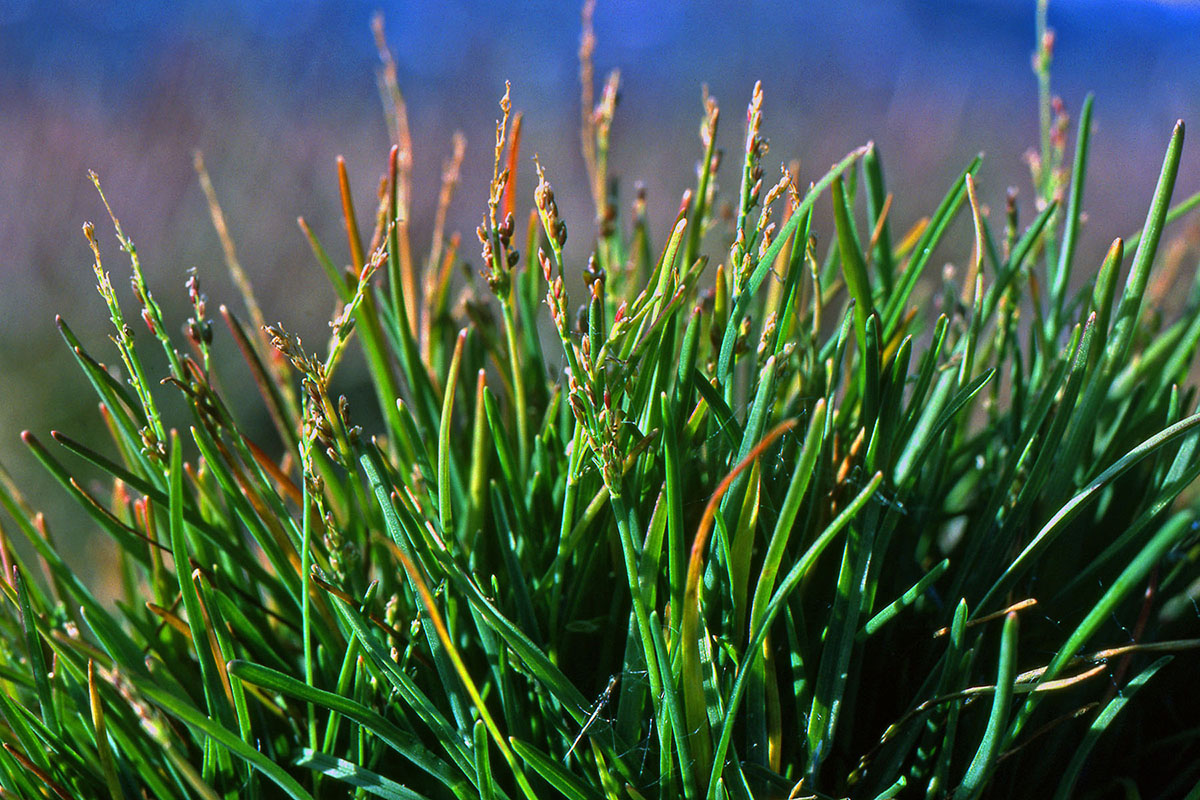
2, 9, 1200, 800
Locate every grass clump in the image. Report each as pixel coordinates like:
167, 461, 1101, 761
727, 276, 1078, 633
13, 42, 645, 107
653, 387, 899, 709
2, 8, 1200, 800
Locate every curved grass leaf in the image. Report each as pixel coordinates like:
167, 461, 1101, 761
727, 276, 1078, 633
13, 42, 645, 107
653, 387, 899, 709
511, 738, 600, 800
295, 750, 432, 800
228, 660, 473, 798
955, 611, 1018, 799
1051, 656, 1170, 800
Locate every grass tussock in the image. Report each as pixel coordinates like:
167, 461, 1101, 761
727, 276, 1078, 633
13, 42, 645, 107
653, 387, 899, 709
1, 6, 1199, 800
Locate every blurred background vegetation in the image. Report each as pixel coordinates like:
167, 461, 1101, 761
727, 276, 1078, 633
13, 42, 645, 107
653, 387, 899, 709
2, 0, 1200, 595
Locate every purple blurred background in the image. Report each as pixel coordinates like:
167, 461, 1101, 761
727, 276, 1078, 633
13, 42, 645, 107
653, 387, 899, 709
2, 0, 1199, 590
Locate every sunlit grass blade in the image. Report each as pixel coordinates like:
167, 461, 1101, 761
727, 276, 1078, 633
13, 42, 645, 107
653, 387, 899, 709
1048, 93, 1094, 335
858, 558, 949, 640
12, 566, 59, 738
228, 660, 474, 798
833, 175, 875, 355
511, 738, 599, 800
1104, 121, 1184, 373
863, 144, 895, 292
882, 156, 981, 337
295, 750, 433, 800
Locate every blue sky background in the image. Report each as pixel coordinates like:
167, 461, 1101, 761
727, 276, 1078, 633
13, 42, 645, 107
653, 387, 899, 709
1, 0, 1198, 580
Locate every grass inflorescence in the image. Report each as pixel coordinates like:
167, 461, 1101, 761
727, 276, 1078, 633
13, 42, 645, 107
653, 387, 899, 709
1, 7, 1199, 800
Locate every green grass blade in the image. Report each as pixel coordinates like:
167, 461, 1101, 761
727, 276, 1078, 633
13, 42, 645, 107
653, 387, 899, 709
691, 368, 743, 448
863, 144, 895, 293
955, 611, 1018, 799
1004, 510, 1194, 750
1052, 656, 1170, 800
895, 315, 948, 449
720, 355, 778, 591
748, 399, 827, 635
295, 750, 433, 800
483, 386, 521, 504
979, 411, 1200, 612
858, 558, 949, 640
511, 737, 600, 800
1105, 121, 1185, 374
167, 432, 237, 783
833, 175, 876, 354
125, 669, 314, 800
995, 316, 1094, 533
22, 432, 153, 562
229, 660, 473, 798
439, 330, 467, 536
55, 316, 146, 428
1008, 510, 1195, 762
472, 719, 496, 800
883, 156, 981, 337
1124, 188, 1200, 253
805, 503, 880, 782
894, 368, 994, 488
707, 472, 882, 800
862, 314, 883, 427
979, 200, 1058, 324
325, 594, 477, 775
1055, 421, 1200, 601
12, 566, 59, 737
0, 466, 149, 681
1048, 93, 1094, 335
